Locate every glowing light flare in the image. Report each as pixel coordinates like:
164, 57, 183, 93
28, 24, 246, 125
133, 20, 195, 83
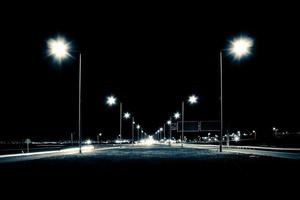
106, 96, 117, 106
234, 135, 240, 142
174, 112, 180, 119
140, 136, 155, 145
85, 139, 92, 145
188, 95, 198, 104
167, 120, 171, 125
124, 112, 131, 119
60, 145, 95, 154
228, 36, 253, 60
47, 37, 71, 63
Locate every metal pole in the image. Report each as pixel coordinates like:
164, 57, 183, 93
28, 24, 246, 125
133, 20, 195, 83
169, 117, 172, 146
71, 132, 73, 145
137, 128, 139, 141
79, 53, 82, 154
120, 102, 123, 147
181, 101, 184, 148
220, 51, 223, 152
132, 117, 134, 145
27, 143, 29, 153
163, 124, 166, 140
158, 130, 160, 141
226, 130, 229, 147
97, 134, 99, 144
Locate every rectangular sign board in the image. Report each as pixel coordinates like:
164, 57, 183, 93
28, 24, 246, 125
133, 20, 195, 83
200, 121, 221, 132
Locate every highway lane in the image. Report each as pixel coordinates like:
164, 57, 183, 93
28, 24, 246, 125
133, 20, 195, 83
223, 148, 300, 159
0, 144, 299, 192
172, 143, 300, 159
0, 145, 120, 163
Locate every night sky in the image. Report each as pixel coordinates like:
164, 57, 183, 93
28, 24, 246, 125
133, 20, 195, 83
1, 2, 299, 140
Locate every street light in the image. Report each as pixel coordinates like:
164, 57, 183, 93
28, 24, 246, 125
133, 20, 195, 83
228, 36, 254, 61
136, 124, 140, 142
167, 119, 172, 146
174, 112, 180, 119
97, 133, 102, 144
106, 95, 117, 106
106, 95, 123, 147
181, 95, 198, 147
188, 95, 198, 104
47, 37, 71, 64
132, 118, 135, 145
159, 127, 163, 142
220, 35, 254, 152
252, 130, 256, 140
47, 36, 83, 154
124, 112, 131, 119
272, 127, 278, 137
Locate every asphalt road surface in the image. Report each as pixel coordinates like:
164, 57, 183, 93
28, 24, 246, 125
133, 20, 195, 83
0, 144, 299, 195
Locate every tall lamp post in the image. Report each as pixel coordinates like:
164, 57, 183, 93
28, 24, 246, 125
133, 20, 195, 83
97, 133, 102, 144
47, 36, 83, 154
220, 35, 254, 152
159, 127, 163, 142
106, 95, 124, 147
170, 112, 180, 146
181, 95, 198, 147
123, 112, 131, 143
167, 119, 172, 146
136, 124, 141, 142
132, 117, 135, 145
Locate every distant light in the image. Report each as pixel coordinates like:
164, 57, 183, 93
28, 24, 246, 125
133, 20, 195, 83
47, 37, 71, 63
106, 95, 117, 106
167, 120, 171, 125
61, 145, 94, 154
234, 135, 240, 142
174, 112, 180, 119
124, 112, 131, 119
140, 136, 155, 145
188, 95, 198, 104
133, 121, 135, 125
228, 36, 253, 60
85, 139, 92, 145
136, 124, 140, 129
159, 127, 163, 132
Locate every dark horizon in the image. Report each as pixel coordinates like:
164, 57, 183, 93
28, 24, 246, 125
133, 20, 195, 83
1, 2, 300, 140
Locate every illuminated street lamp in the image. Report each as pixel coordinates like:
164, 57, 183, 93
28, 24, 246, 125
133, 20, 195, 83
106, 95, 123, 146
124, 112, 131, 119
47, 36, 83, 153
159, 127, 163, 142
253, 130, 256, 140
174, 112, 181, 119
167, 119, 172, 146
136, 124, 141, 141
181, 95, 198, 147
220, 35, 254, 152
132, 117, 135, 145
272, 127, 278, 137
97, 133, 102, 144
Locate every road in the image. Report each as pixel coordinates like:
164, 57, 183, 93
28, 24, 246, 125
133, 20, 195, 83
178, 143, 300, 159
0, 144, 299, 194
